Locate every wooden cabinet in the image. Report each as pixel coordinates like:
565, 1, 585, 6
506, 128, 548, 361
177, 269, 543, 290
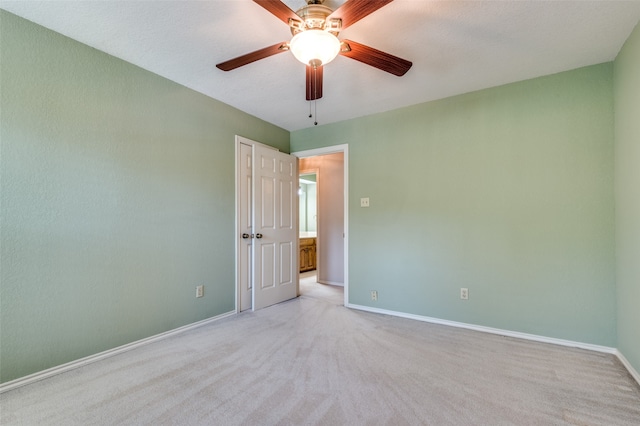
299, 238, 316, 272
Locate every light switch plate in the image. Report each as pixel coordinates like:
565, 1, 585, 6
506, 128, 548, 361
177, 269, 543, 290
360, 197, 370, 207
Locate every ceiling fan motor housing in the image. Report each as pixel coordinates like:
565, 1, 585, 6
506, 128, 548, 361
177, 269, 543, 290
291, 4, 341, 36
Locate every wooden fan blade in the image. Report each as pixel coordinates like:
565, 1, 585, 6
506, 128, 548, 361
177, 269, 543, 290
253, 0, 300, 26
339, 40, 412, 76
216, 42, 289, 71
306, 65, 324, 100
328, 0, 394, 30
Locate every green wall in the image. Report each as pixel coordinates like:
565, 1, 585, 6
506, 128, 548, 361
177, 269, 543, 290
614, 21, 640, 376
2, 9, 635, 385
0, 11, 289, 383
292, 63, 616, 347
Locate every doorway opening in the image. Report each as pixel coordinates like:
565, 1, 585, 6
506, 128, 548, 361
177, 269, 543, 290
293, 144, 349, 307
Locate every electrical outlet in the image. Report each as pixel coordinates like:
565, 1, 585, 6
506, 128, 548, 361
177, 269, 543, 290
460, 288, 468, 300
196, 285, 204, 298
371, 290, 378, 301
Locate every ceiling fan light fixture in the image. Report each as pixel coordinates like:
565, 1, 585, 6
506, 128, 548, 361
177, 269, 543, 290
290, 29, 340, 66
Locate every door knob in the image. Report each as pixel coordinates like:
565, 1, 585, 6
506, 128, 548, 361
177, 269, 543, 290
255, 233, 263, 239
242, 233, 250, 239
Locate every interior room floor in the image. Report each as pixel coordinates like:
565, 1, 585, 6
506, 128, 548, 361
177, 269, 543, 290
1, 273, 638, 425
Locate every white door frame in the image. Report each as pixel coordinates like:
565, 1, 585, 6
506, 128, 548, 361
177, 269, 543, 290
291, 144, 349, 307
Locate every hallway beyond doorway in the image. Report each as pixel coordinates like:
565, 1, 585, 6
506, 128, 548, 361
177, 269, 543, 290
299, 271, 343, 305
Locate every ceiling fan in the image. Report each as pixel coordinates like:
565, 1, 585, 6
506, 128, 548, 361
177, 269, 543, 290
216, 0, 412, 103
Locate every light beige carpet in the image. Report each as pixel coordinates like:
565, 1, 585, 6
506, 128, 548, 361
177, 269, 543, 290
1, 278, 639, 425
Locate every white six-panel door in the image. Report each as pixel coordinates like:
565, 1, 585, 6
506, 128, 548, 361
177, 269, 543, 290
237, 137, 297, 312
252, 144, 297, 310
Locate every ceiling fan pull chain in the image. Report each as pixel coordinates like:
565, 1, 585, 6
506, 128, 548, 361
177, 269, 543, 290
307, 64, 319, 125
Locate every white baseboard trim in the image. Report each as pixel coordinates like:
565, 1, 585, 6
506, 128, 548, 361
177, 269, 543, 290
317, 279, 344, 287
0, 311, 236, 394
614, 349, 640, 386
346, 303, 618, 355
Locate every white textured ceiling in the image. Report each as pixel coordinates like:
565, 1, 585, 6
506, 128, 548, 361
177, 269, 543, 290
2, 1, 640, 131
